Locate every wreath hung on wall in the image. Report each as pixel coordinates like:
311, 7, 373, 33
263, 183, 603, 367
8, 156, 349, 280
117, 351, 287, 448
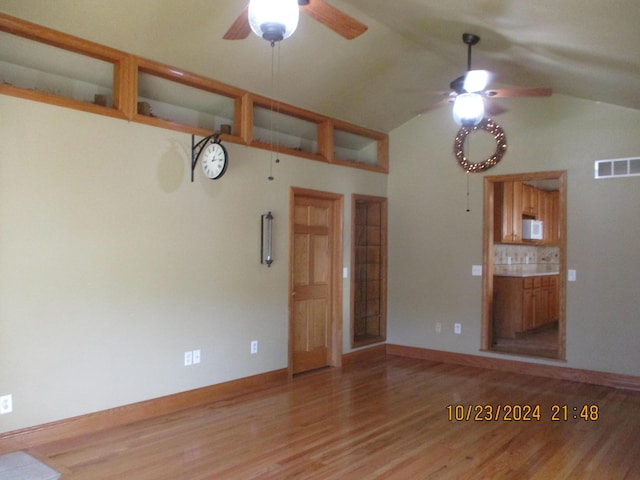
453, 118, 507, 173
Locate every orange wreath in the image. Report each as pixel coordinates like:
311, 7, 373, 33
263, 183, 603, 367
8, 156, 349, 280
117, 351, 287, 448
453, 118, 507, 173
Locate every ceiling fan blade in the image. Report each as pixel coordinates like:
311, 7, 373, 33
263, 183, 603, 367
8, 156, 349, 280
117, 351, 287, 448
223, 5, 251, 40
416, 97, 453, 116
484, 101, 508, 117
300, 0, 368, 39
485, 87, 552, 98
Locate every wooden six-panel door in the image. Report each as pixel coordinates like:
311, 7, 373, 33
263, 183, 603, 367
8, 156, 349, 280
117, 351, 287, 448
290, 189, 343, 375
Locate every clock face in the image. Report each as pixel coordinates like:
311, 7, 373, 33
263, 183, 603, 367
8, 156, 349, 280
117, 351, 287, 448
200, 142, 228, 179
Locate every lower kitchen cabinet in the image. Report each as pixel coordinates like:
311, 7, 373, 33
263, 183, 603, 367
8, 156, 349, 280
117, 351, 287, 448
493, 274, 559, 339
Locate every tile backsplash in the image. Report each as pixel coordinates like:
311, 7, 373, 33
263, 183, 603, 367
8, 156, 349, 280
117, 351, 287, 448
494, 244, 559, 265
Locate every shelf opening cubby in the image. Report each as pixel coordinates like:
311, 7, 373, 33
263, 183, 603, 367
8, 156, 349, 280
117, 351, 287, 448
246, 95, 327, 162
334, 129, 377, 165
135, 63, 239, 137
330, 121, 389, 173
252, 105, 319, 155
0, 28, 120, 114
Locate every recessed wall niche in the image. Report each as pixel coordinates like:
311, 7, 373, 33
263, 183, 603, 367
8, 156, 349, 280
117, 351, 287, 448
351, 194, 388, 347
0, 13, 389, 173
0, 30, 115, 107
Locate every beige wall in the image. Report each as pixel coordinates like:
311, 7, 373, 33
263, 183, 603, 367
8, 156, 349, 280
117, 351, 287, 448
387, 94, 640, 376
2, 91, 639, 434
0, 95, 386, 433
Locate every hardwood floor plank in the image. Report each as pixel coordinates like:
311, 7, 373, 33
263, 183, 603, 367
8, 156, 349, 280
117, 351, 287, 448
23, 355, 640, 479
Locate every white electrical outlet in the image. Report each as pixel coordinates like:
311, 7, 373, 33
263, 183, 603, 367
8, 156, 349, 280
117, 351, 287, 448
0, 394, 12, 414
250, 340, 258, 355
192, 349, 201, 364
184, 351, 193, 366
454, 323, 462, 334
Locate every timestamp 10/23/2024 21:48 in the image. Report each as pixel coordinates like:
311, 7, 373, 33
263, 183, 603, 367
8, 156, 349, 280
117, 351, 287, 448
446, 404, 600, 422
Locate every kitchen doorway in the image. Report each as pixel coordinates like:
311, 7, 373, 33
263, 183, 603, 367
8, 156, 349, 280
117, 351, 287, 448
481, 171, 567, 360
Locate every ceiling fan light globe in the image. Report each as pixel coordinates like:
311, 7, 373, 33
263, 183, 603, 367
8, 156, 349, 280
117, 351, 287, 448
463, 70, 490, 93
453, 93, 484, 126
248, 0, 300, 42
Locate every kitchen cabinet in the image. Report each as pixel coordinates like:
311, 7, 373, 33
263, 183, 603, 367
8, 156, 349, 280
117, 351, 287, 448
493, 274, 559, 339
494, 181, 559, 245
521, 184, 540, 217
494, 181, 523, 243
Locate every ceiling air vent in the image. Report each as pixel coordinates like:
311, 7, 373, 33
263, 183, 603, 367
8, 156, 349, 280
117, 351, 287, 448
594, 157, 640, 179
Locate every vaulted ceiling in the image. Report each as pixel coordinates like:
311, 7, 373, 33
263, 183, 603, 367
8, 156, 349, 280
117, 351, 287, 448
1, 0, 639, 132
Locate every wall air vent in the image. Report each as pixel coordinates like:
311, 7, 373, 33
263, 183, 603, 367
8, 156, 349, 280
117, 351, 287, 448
595, 157, 640, 179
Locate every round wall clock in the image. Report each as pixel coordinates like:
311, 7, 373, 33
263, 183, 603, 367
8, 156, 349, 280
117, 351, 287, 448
453, 118, 507, 173
191, 133, 229, 181
200, 141, 228, 179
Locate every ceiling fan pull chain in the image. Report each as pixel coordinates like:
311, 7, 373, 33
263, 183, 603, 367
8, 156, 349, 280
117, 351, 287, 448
268, 41, 283, 181
466, 172, 471, 213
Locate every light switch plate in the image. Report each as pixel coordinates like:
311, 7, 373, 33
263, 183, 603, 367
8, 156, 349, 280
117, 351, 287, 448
472, 265, 482, 276
568, 269, 577, 282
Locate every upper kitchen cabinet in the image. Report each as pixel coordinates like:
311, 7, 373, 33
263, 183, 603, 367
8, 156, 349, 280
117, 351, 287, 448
494, 181, 523, 243
521, 183, 540, 218
494, 180, 559, 245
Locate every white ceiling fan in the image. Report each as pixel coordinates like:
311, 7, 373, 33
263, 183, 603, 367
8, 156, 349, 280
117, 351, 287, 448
223, 0, 368, 42
427, 33, 552, 126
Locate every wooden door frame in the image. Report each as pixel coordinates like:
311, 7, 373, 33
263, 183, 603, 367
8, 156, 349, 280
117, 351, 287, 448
481, 170, 567, 360
289, 187, 344, 377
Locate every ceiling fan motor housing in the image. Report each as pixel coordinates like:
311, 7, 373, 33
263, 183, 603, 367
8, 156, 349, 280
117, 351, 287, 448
462, 33, 480, 46
259, 22, 286, 42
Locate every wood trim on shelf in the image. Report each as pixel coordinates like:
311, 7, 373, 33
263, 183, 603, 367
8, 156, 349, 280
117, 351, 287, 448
0, 13, 129, 63
386, 344, 640, 391
0, 12, 389, 174
114, 55, 137, 118
0, 83, 128, 120
135, 56, 246, 99
0, 369, 288, 454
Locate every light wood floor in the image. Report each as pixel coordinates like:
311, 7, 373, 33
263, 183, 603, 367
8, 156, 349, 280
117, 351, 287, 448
492, 323, 560, 359
28, 355, 640, 479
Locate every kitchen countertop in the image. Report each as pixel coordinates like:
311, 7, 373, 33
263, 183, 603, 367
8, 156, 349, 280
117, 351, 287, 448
493, 264, 560, 277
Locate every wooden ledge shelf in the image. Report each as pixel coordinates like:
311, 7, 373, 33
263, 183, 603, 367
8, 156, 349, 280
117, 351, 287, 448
0, 13, 389, 173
